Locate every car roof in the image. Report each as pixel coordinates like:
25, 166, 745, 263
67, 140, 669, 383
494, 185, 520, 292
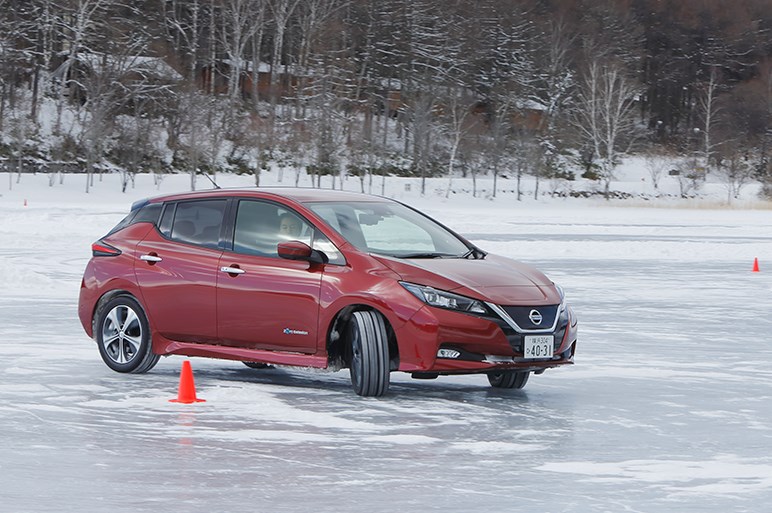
143, 187, 393, 205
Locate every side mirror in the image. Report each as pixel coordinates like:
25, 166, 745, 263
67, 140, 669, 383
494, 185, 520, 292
277, 241, 328, 264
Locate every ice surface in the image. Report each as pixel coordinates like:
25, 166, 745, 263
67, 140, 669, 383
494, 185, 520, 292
1, 173, 771, 512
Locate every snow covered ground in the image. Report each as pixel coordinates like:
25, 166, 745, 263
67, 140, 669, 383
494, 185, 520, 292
1, 170, 772, 512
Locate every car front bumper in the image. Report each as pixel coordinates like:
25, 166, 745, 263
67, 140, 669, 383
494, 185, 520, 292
395, 303, 577, 374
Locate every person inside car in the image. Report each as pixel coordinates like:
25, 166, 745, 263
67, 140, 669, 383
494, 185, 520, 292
278, 213, 302, 238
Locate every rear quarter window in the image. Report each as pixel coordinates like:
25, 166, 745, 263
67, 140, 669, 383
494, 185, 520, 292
106, 202, 162, 235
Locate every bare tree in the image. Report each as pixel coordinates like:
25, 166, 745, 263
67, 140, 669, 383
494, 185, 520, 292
267, 0, 301, 122
762, 62, 772, 198
441, 91, 477, 197
162, 0, 206, 83
483, 110, 510, 199
219, 0, 266, 106
695, 66, 723, 175
7, 104, 36, 190
715, 144, 756, 203
673, 156, 702, 197
573, 59, 640, 198
0, 0, 28, 131
294, 0, 349, 101
532, 19, 576, 183
403, 2, 465, 195
184, 93, 224, 190
113, 116, 150, 192
77, 50, 166, 192
643, 150, 669, 191
480, 5, 539, 199
52, 0, 115, 132
511, 135, 539, 202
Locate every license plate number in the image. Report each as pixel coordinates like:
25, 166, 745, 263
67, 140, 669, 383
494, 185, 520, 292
523, 335, 554, 359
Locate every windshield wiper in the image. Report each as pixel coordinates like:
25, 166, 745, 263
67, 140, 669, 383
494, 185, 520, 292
378, 250, 484, 259
460, 248, 486, 259
397, 252, 452, 259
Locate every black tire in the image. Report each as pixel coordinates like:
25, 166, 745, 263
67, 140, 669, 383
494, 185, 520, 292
243, 362, 271, 369
95, 295, 159, 373
348, 310, 390, 397
487, 370, 529, 389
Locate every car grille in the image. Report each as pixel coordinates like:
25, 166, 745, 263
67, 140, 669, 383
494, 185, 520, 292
501, 305, 559, 331
496, 307, 569, 355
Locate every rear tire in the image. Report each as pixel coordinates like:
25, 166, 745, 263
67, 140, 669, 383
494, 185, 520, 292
95, 295, 159, 373
487, 370, 529, 389
348, 311, 390, 397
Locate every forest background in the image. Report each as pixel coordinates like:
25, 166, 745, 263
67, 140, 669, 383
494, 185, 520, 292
0, 0, 770, 200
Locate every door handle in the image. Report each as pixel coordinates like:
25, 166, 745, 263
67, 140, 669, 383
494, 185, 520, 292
220, 266, 245, 275
140, 254, 163, 263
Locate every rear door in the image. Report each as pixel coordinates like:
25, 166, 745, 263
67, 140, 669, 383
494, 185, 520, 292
134, 199, 227, 344
216, 199, 323, 353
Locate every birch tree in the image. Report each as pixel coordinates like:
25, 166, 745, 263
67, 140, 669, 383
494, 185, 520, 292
220, 0, 266, 105
162, 0, 206, 83
473, 3, 538, 198
532, 19, 575, 181
573, 59, 640, 198
53, 0, 115, 131
0, 0, 12, 131
295, 0, 348, 84
441, 91, 477, 197
399, 0, 462, 194
78, 50, 168, 192
0, 0, 32, 130
695, 66, 722, 175
267, 0, 301, 119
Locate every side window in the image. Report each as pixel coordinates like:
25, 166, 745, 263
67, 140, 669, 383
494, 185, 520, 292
170, 200, 227, 249
233, 200, 312, 257
158, 203, 175, 237
133, 203, 162, 225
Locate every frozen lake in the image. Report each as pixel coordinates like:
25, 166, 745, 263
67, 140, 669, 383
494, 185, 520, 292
1, 190, 772, 512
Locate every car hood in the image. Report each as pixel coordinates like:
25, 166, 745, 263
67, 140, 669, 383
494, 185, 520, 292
371, 254, 561, 305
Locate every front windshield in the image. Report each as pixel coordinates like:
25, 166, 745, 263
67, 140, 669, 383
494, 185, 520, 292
307, 201, 472, 258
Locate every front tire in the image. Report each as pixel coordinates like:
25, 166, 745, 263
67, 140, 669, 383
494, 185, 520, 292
95, 295, 159, 373
487, 370, 529, 389
348, 310, 390, 397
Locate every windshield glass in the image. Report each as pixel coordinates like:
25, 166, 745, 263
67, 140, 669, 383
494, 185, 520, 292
307, 201, 471, 258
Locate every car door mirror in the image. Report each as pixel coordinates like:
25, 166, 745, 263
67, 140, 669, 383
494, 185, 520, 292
277, 241, 328, 264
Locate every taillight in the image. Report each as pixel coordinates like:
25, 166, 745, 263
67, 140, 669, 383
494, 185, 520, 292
92, 241, 122, 257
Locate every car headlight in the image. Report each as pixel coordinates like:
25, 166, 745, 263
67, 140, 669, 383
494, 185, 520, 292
400, 282, 487, 314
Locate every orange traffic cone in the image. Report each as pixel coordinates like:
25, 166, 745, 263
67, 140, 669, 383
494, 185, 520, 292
169, 360, 206, 403
752, 258, 760, 273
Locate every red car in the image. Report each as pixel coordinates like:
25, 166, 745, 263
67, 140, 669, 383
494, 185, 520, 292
79, 188, 577, 396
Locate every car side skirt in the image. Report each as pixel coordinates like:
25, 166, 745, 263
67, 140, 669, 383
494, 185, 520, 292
160, 341, 329, 368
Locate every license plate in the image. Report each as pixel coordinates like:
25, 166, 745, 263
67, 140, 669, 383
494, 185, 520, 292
523, 335, 554, 359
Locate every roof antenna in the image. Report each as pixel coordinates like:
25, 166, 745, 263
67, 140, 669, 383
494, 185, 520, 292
201, 172, 221, 189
